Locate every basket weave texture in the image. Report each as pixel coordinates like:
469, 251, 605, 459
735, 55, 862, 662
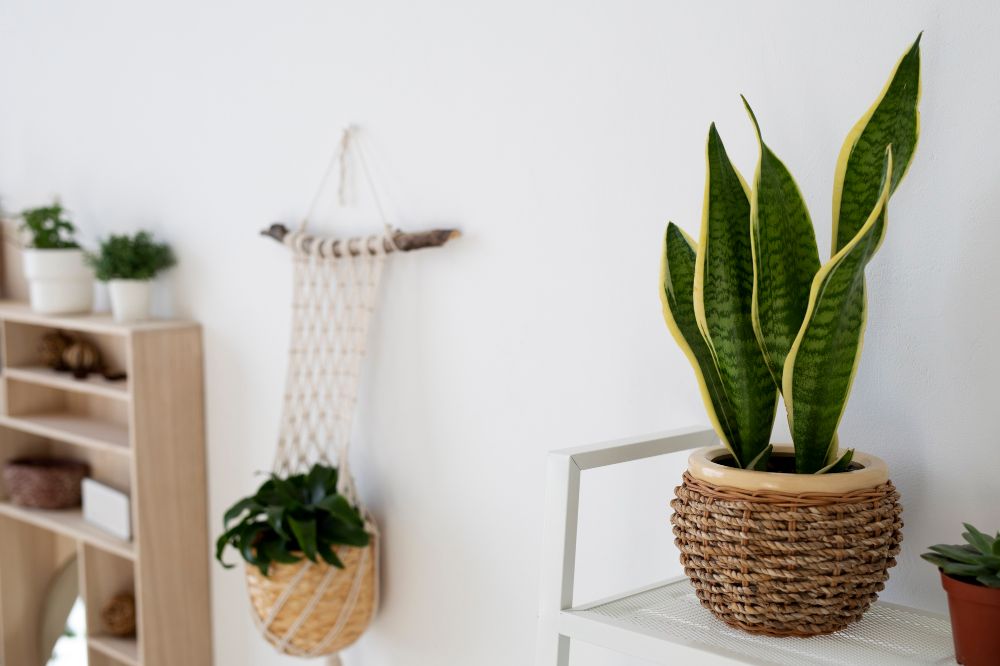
671, 471, 903, 637
2, 458, 89, 509
245, 540, 377, 657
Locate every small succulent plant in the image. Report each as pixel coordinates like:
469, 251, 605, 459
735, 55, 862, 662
922, 524, 1000, 588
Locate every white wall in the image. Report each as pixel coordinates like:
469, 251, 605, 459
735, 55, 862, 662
2, 1, 998, 664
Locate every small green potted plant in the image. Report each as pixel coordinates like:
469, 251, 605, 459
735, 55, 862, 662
216, 463, 376, 654
87, 231, 175, 322
662, 35, 920, 636
922, 525, 1000, 666
19, 201, 94, 314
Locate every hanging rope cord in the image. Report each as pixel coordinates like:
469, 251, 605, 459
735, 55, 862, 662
257, 127, 391, 663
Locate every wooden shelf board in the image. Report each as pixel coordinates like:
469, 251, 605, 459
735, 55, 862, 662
0, 413, 130, 453
0, 502, 134, 560
89, 635, 140, 665
5, 366, 130, 401
0, 299, 197, 336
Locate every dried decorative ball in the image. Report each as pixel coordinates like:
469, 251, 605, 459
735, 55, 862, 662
62, 340, 101, 379
101, 593, 136, 637
39, 331, 73, 371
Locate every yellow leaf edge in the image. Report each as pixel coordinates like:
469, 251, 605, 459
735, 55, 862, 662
660, 224, 736, 458
783, 148, 893, 465
692, 124, 753, 348
831, 36, 921, 254
742, 97, 814, 390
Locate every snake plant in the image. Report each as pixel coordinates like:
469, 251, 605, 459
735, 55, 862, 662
661, 35, 921, 473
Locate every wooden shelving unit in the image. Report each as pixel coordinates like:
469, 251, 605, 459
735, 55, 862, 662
0, 300, 212, 666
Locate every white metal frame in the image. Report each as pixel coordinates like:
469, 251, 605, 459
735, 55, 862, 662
535, 426, 717, 665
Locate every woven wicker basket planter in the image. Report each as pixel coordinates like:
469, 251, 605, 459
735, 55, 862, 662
671, 446, 903, 637
245, 539, 377, 657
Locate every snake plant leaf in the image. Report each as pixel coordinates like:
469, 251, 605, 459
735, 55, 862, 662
693, 124, 777, 467
784, 148, 893, 473
832, 34, 920, 253
815, 447, 854, 474
661, 223, 743, 461
742, 98, 821, 387
746, 444, 773, 471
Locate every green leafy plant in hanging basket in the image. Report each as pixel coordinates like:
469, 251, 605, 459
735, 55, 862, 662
216, 463, 370, 576
660, 35, 921, 474
20, 201, 80, 249
86, 231, 176, 281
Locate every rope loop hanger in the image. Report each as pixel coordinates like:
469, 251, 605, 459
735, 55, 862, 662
247, 126, 458, 665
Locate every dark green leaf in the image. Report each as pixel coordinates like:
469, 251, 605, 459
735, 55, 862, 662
288, 516, 318, 561
963, 524, 994, 556
307, 464, 334, 504
261, 539, 301, 565
747, 444, 772, 471
928, 544, 988, 565
832, 34, 921, 253
921, 553, 952, 569
223, 497, 259, 527
317, 495, 364, 527
785, 149, 892, 472
318, 546, 345, 569
266, 506, 288, 539
661, 223, 744, 463
742, 97, 820, 388
977, 574, 1000, 589
695, 124, 777, 466
939, 562, 993, 578
818, 449, 854, 474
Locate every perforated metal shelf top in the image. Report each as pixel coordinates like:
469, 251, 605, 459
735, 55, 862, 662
569, 578, 955, 665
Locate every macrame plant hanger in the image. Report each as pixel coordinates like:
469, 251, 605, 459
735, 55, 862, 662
248, 126, 458, 665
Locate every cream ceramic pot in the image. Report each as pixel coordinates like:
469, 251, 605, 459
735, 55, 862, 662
108, 279, 152, 322
22, 248, 94, 314
688, 444, 889, 493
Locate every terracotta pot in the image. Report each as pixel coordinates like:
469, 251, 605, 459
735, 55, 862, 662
671, 445, 903, 636
941, 571, 1000, 665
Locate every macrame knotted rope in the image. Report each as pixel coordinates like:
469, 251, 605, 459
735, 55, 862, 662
247, 127, 390, 664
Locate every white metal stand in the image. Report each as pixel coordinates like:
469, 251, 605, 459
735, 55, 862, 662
536, 427, 956, 666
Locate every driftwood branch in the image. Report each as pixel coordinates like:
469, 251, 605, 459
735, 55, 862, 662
261, 223, 460, 256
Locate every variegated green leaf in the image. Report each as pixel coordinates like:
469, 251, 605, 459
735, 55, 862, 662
784, 148, 893, 473
693, 124, 777, 467
743, 98, 821, 388
815, 446, 854, 474
832, 34, 920, 253
661, 223, 742, 458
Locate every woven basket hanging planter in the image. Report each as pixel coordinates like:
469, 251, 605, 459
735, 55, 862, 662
246, 127, 457, 661
671, 445, 903, 637
246, 539, 378, 656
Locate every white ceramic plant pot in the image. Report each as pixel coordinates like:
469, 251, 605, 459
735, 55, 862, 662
108, 279, 152, 323
22, 249, 94, 314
